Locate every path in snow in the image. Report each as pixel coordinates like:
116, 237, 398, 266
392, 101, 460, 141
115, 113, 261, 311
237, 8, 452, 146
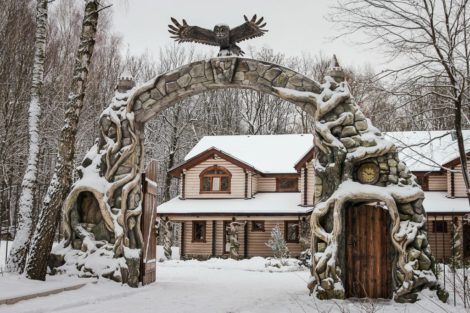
0, 259, 465, 313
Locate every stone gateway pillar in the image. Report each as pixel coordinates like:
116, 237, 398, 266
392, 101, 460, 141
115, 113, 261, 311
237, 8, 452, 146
274, 56, 445, 303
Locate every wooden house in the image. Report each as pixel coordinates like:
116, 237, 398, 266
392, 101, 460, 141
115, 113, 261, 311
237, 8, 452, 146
158, 134, 315, 259
386, 131, 470, 261
158, 131, 470, 261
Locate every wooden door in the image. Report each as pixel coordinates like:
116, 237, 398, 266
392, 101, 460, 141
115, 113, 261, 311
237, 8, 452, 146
345, 204, 393, 299
140, 160, 158, 285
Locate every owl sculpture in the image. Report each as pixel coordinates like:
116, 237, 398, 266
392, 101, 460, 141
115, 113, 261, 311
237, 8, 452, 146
168, 15, 268, 56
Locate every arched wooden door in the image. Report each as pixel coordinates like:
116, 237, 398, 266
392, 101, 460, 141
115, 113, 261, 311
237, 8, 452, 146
140, 160, 158, 285
345, 204, 393, 299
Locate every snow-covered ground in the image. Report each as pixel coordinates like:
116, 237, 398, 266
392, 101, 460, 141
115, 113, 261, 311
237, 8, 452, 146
0, 255, 467, 313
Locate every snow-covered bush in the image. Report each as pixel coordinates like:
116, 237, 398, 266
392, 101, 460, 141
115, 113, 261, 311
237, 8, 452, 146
265, 224, 289, 265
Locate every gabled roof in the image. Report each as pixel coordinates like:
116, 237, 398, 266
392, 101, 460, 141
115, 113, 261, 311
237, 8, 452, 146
294, 147, 315, 171
172, 134, 314, 175
385, 130, 470, 172
168, 147, 259, 176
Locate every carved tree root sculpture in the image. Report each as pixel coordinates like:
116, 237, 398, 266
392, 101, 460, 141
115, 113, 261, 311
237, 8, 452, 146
275, 70, 440, 302
53, 89, 144, 287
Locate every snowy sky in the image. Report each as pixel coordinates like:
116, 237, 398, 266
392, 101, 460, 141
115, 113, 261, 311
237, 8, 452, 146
110, 0, 387, 71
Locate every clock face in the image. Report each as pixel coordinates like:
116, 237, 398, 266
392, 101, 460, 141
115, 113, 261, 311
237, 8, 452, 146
357, 162, 380, 184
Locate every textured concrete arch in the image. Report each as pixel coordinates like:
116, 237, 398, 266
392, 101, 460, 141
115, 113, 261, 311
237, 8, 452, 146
128, 57, 320, 122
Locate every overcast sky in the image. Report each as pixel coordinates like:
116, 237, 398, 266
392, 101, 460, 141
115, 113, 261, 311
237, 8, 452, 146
111, 0, 386, 70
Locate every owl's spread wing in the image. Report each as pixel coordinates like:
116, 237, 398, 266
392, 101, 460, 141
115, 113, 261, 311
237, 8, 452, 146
230, 15, 268, 44
168, 18, 218, 46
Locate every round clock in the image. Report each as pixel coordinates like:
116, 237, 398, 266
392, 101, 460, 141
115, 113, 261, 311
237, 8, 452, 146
357, 162, 380, 184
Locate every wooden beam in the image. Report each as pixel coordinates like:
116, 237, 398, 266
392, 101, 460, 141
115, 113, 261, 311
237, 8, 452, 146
244, 170, 248, 199
181, 173, 186, 199
244, 222, 248, 258
451, 166, 455, 197
303, 166, 308, 206
180, 222, 185, 259
212, 220, 216, 257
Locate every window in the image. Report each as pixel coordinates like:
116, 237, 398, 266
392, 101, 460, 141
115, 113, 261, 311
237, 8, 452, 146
432, 220, 448, 233
285, 221, 299, 243
200, 165, 231, 193
192, 221, 206, 242
251, 221, 265, 232
276, 178, 298, 192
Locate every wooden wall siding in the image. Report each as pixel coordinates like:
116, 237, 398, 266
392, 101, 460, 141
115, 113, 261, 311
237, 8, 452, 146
427, 230, 453, 261
428, 174, 447, 191
257, 177, 277, 192
252, 174, 258, 194
183, 158, 247, 198
181, 219, 302, 258
427, 215, 467, 261
247, 172, 253, 198
183, 221, 213, 257
300, 161, 315, 206
448, 163, 468, 197
246, 220, 302, 257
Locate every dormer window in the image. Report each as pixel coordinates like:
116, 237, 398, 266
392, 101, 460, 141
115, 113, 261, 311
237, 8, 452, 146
200, 165, 231, 193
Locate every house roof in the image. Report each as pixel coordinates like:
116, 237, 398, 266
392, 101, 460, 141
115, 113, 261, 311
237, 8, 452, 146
157, 192, 312, 215
423, 192, 469, 213
170, 131, 470, 176
385, 130, 470, 172
180, 134, 314, 175
169, 147, 259, 176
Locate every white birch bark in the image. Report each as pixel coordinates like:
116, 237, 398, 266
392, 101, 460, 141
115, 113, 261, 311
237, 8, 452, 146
24, 0, 102, 280
7, 0, 48, 274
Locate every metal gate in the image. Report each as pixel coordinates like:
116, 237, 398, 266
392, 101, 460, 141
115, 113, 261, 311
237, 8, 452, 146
140, 160, 158, 285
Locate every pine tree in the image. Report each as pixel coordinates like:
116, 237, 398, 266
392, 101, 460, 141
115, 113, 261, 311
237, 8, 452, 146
266, 224, 289, 263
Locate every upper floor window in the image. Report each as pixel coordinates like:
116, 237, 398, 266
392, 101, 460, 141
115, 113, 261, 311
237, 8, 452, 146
276, 177, 298, 192
200, 165, 231, 193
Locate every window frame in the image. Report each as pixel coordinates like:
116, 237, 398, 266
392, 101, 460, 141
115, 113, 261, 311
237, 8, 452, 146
251, 221, 265, 232
192, 221, 207, 242
285, 221, 300, 243
199, 165, 232, 194
432, 220, 448, 233
276, 177, 299, 192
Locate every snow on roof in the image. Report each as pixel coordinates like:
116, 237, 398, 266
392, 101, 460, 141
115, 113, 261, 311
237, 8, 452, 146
157, 192, 311, 215
385, 130, 470, 172
184, 134, 313, 174
423, 192, 469, 213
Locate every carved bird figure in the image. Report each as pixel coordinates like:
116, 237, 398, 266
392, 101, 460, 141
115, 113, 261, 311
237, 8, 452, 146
168, 15, 268, 57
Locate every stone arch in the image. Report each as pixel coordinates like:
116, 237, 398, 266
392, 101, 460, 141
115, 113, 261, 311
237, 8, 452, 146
54, 56, 440, 302
127, 57, 319, 123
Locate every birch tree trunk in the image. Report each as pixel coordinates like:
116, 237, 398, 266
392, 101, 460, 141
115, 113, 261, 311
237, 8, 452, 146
24, 0, 101, 280
7, 0, 48, 274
